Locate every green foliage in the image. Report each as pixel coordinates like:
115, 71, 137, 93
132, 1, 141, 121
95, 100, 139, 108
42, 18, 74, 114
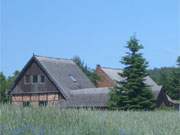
177, 56, 180, 66
149, 56, 180, 100
156, 105, 176, 111
148, 67, 175, 84
0, 72, 8, 102
73, 56, 100, 86
168, 56, 180, 100
109, 36, 155, 110
1, 104, 180, 135
0, 71, 19, 103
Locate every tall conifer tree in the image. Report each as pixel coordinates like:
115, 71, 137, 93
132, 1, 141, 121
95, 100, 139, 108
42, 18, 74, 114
168, 56, 180, 100
109, 36, 155, 110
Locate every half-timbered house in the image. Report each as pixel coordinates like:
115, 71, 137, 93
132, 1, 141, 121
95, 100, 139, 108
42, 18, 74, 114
9, 55, 96, 107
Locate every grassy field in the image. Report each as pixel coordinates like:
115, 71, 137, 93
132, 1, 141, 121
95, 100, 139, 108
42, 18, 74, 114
0, 105, 180, 135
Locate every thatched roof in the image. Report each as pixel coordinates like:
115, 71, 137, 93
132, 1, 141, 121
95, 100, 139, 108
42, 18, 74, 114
101, 67, 162, 99
36, 56, 95, 98
59, 87, 110, 107
9, 55, 95, 99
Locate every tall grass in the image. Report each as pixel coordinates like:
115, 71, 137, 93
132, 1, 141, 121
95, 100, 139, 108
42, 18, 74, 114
0, 104, 180, 135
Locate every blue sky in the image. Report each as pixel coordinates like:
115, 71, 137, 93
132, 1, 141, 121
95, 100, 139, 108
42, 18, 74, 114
0, 0, 180, 76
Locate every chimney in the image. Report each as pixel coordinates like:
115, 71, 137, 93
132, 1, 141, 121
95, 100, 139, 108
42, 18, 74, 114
96, 64, 101, 69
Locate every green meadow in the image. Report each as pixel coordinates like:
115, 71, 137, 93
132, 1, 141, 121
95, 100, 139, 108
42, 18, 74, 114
0, 104, 180, 135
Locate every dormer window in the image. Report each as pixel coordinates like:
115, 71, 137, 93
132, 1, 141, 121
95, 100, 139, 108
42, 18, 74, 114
24, 75, 31, 84
69, 75, 77, 82
32, 75, 38, 83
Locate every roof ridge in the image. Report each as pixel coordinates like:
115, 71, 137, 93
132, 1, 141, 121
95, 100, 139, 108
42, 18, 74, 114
34, 55, 73, 62
101, 66, 123, 70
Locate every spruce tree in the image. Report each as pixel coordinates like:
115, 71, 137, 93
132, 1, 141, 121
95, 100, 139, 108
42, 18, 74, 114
0, 72, 8, 103
168, 56, 180, 100
109, 36, 155, 110
177, 56, 180, 67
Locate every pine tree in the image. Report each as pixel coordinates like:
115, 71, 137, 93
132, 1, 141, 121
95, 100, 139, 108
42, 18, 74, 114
177, 56, 180, 67
109, 36, 155, 110
167, 56, 180, 100
0, 72, 8, 102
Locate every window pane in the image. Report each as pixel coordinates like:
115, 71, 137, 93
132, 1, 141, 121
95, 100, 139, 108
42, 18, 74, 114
33, 75, 38, 83
40, 75, 45, 83
69, 75, 77, 82
25, 75, 30, 83
23, 101, 30, 107
39, 101, 48, 107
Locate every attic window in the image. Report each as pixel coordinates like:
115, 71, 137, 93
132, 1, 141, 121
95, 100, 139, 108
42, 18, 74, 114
32, 75, 38, 83
40, 75, 45, 83
24, 75, 31, 84
69, 75, 77, 82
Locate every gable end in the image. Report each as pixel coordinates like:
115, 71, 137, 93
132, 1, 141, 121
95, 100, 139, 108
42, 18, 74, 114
9, 56, 66, 99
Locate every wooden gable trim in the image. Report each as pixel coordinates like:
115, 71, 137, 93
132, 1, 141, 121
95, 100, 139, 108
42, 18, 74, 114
8, 56, 66, 99
8, 56, 35, 94
156, 87, 176, 107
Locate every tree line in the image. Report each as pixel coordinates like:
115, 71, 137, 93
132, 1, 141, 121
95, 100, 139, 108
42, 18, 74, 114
149, 66, 180, 100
